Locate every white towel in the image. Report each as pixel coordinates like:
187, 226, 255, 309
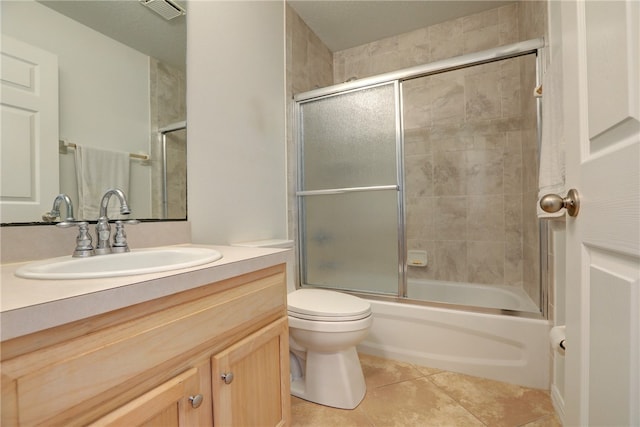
74, 145, 130, 220
537, 59, 566, 218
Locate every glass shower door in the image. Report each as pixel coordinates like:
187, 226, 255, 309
297, 82, 401, 295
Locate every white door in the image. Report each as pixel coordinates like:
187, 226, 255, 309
558, 1, 639, 425
1, 36, 59, 223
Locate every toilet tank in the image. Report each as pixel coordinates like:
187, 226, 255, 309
231, 239, 295, 292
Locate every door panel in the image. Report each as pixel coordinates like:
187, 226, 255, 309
89, 368, 202, 427
299, 83, 398, 191
587, 253, 639, 426
212, 318, 290, 427
559, 0, 640, 425
302, 190, 399, 294
1, 36, 59, 223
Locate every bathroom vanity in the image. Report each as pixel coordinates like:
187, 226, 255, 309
0, 245, 291, 426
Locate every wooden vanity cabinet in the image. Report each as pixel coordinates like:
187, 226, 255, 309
212, 317, 289, 426
0, 264, 291, 427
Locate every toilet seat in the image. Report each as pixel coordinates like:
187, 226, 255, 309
288, 288, 371, 322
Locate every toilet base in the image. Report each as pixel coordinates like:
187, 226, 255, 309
290, 346, 366, 410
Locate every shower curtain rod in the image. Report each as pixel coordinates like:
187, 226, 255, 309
294, 37, 544, 102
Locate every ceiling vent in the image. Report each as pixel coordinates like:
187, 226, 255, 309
139, 0, 185, 20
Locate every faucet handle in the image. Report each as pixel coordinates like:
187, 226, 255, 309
111, 220, 140, 253
57, 221, 95, 257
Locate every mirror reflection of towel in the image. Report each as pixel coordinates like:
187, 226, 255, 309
74, 144, 130, 220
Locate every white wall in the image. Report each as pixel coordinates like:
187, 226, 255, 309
187, 1, 287, 245
1, 0, 152, 219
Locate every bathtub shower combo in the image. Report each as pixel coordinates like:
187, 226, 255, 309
294, 39, 551, 389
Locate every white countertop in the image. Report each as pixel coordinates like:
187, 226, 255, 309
1, 244, 291, 341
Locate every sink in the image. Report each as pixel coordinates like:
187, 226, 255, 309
15, 247, 223, 280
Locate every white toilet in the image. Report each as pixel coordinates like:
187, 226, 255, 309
288, 288, 372, 409
231, 239, 372, 409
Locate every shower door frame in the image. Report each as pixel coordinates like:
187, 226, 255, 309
295, 80, 407, 297
294, 38, 548, 319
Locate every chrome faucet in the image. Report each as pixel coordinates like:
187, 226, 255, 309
95, 188, 131, 255
42, 194, 75, 222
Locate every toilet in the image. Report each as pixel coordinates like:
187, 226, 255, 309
288, 288, 372, 409
231, 240, 373, 409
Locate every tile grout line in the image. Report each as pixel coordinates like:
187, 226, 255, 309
423, 374, 490, 426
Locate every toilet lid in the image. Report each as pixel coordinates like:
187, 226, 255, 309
287, 289, 371, 321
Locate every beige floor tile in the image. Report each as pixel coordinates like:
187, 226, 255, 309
359, 353, 425, 389
412, 363, 443, 377
360, 377, 484, 427
428, 371, 555, 427
291, 396, 373, 427
521, 414, 563, 427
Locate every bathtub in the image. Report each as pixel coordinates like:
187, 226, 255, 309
407, 278, 540, 313
356, 281, 551, 389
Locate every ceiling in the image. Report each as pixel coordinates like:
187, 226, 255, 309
287, 1, 515, 52
38, 0, 187, 70
37, 1, 515, 69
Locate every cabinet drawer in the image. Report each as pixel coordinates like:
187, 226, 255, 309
2, 267, 285, 426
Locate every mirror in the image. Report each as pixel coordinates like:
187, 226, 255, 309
0, 0, 187, 224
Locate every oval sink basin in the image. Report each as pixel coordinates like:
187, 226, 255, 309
15, 247, 223, 280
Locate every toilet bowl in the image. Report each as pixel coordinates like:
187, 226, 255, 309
229, 240, 372, 409
288, 288, 372, 409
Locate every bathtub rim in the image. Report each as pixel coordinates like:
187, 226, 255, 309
299, 285, 546, 320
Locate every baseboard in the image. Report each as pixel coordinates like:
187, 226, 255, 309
550, 383, 565, 425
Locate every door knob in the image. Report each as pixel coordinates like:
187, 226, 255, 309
540, 189, 580, 217
221, 372, 234, 384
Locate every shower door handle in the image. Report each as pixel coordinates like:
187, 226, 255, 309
539, 189, 580, 217
296, 185, 399, 196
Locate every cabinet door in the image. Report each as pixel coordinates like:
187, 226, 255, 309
212, 317, 290, 427
89, 364, 211, 427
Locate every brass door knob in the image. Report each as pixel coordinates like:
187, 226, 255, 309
540, 189, 580, 217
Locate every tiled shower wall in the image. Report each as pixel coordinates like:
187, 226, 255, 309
150, 58, 187, 219
400, 56, 537, 289
287, 1, 547, 304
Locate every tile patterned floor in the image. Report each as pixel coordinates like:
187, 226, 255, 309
291, 354, 562, 427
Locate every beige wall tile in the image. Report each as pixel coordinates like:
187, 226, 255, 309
504, 132, 524, 194
465, 70, 502, 121
433, 151, 466, 196
498, 3, 520, 45
505, 240, 524, 286
430, 71, 466, 125
467, 195, 505, 241
403, 127, 432, 155
402, 79, 432, 130
466, 149, 504, 195
505, 193, 524, 242
433, 196, 467, 240
429, 18, 464, 62
468, 240, 505, 285
405, 154, 434, 198
406, 196, 434, 240
434, 240, 468, 282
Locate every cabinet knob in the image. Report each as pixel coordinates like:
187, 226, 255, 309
189, 394, 204, 408
221, 372, 234, 384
